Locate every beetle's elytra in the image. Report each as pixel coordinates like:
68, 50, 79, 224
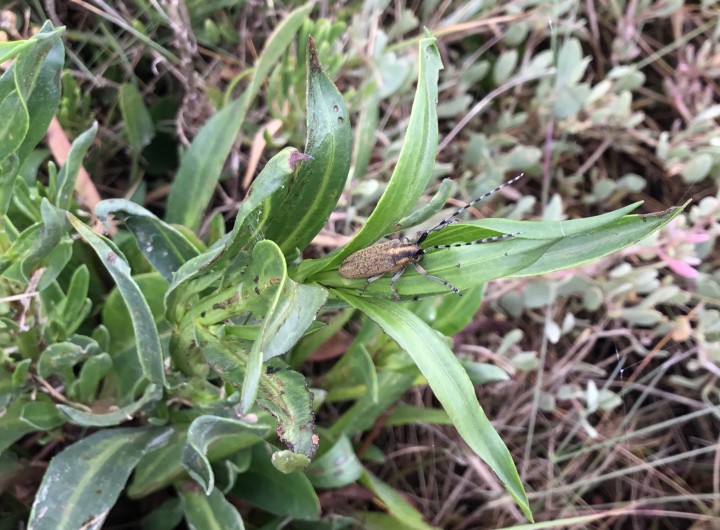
339, 174, 524, 299
338, 240, 420, 279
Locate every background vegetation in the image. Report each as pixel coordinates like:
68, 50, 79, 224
1, 1, 719, 529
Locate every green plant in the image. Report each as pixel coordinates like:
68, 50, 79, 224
0, 13, 687, 530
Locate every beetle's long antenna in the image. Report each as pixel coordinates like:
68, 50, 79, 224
423, 231, 522, 252
416, 173, 524, 245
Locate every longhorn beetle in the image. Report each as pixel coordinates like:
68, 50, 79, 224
339, 174, 524, 299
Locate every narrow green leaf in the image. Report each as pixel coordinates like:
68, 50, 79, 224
35, 198, 65, 247
96, 199, 200, 281
328, 371, 416, 438
102, 273, 168, 354
0, 398, 57, 455
396, 178, 457, 231
127, 430, 187, 498
239, 240, 288, 413
10, 22, 61, 97
71, 351, 113, 402
386, 404, 452, 426
0, 91, 28, 161
68, 214, 166, 386
11, 358, 31, 387
166, 2, 314, 229
0, 23, 63, 161
337, 294, 533, 521
461, 361, 511, 385
7, 176, 40, 221
0, 154, 20, 215
510, 205, 686, 277
356, 512, 436, 530
119, 83, 155, 151
179, 486, 246, 530
28, 427, 172, 530
55, 122, 98, 210
0, 223, 40, 279
423, 201, 644, 246
37, 336, 100, 381
263, 36, 352, 255
57, 384, 162, 427
351, 94, 379, 184
15, 39, 64, 163
260, 281, 328, 358
433, 284, 484, 335
164, 98, 243, 229
323, 342, 378, 403
360, 470, 437, 530
36, 241, 73, 292
56, 264, 90, 334
22, 199, 67, 277
20, 399, 64, 430
297, 33, 443, 279
182, 415, 271, 495
0, 41, 30, 64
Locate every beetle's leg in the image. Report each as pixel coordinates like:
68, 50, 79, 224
411, 262, 462, 296
389, 266, 407, 299
360, 273, 385, 295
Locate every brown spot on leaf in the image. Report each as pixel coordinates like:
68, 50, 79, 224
289, 150, 313, 169
307, 35, 321, 72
